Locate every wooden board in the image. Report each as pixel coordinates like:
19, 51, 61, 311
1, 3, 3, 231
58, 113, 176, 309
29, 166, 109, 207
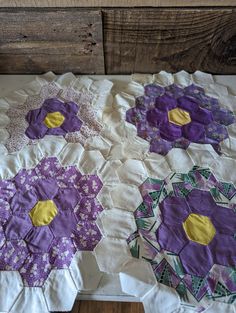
0, 0, 236, 7
103, 8, 236, 74
71, 301, 144, 313
0, 9, 104, 74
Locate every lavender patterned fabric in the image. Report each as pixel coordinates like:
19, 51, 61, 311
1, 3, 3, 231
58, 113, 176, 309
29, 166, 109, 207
128, 167, 236, 305
0, 157, 103, 287
25, 98, 83, 139
126, 84, 235, 155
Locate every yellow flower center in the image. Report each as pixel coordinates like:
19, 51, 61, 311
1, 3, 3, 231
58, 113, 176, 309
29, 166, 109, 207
29, 200, 58, 226
168, 108, 191, 126
44, 111, 65, 128
183, 213, 216, 245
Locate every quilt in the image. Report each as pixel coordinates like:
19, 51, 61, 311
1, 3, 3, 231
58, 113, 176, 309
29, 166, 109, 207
0, 71, 236, 313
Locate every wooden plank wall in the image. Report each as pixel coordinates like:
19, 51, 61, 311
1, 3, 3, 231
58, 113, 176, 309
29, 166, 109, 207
0, 9, 104, 74
0, 7, 236, 74
104, 8, 236, 74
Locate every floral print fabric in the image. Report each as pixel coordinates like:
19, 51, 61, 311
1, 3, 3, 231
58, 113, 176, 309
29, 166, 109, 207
126, 84, 235, 155
0, 156, 103, 287
128, 167, 236, 306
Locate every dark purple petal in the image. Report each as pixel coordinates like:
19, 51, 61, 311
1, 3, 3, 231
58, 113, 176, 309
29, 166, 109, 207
156, 222, 188, 254
209, 234, 236, 268
49, 211, 77, 237
25, 122, 48, 140
46, 126, 67, 136
159, 196, 190, 225
61, 115, 83, 133
211, 205, 236, 236
126, 107, 146, 125
173, 137, 190, 149
25, 226, 54, 253
10, 190, 38, 215
184, 84, 205, 96
165, 84, 185, 98
150, 138, 173, 155
155, 94, 177, 112
177, 96, 199, 111
0, 200, 11, 223
179, 242, 214, 276
144, 84, 165, 97
205, 122, 229, 143
137, 122, 160, 142
34, 178, 59, 200
189, 107, 213, 125
25, 107, 47, 124
182, 121, 205, 141
4, 215, 32, 240
146, 108, 167, 127
54, 187, 80, 211
42, 98, 66, 113
65, 101, 79, 114
159, 122, 182, 141
72, 221, 102, 251
186, 189, 217, 216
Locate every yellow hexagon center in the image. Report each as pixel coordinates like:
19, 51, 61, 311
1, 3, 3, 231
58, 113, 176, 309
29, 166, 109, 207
29, 200, 58, 227
168, 108, 191, 126
44, 111, 65, 128
183, 213, 216, 245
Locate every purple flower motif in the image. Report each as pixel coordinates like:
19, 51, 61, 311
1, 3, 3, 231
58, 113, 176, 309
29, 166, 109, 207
156, 189, 236, 277
126, 84, 235, 155
0, 157, 103, 286
25, 98, 83, 140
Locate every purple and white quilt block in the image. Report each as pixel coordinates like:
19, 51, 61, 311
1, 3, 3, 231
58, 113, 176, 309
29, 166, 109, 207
0, 137, 117, 313
0, 72, 113, 154
94, 151, 236, 313
102, 71, 236, 160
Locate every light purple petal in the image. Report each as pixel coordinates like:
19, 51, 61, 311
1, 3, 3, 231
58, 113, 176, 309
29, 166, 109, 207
54, 187, 80, 211
25, 226, 54, 253
34, 178, 59, 200
76, 175, 103, 198
4, 215, 32, 240
150, 138, 173, 155
0, 240, 29, 270
75, 197, 103, 221
49, 211, 77, 237
10, 190, 38, 215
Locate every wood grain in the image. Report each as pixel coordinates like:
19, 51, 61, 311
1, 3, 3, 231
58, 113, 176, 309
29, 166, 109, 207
0, 0, 236, 7
70, 300, 144, 313
0, 9, 104, 74
103, 8, 236, 74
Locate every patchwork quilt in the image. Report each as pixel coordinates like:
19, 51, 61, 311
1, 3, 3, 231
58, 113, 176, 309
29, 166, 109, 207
0, 71, 236, 313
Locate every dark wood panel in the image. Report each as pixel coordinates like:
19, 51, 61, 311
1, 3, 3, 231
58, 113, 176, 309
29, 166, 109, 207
0, 9, 104, 74
70, 300, 144, 313
103, 8, 236, 74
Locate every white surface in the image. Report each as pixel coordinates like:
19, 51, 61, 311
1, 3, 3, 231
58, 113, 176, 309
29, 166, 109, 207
0, 74, 236, 304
